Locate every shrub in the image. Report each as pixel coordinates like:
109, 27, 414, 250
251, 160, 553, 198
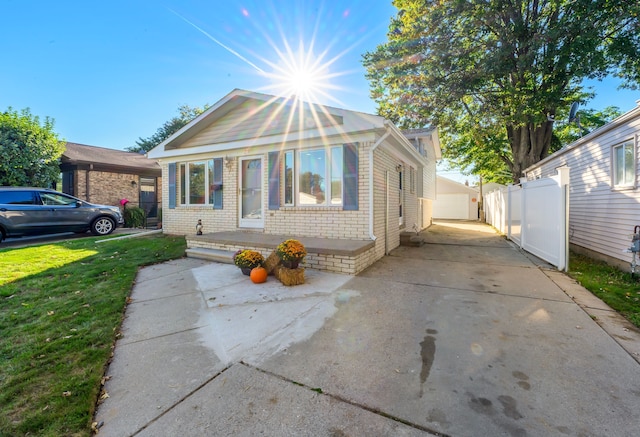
123, 206, 146, 228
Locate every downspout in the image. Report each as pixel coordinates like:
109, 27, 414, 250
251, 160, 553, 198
369, 123, 392, 241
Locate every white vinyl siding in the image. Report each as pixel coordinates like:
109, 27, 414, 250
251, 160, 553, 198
173, 100, 343, 149
525, 110, 640, 265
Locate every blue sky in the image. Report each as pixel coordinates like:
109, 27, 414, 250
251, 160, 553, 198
2, 0, 639, 162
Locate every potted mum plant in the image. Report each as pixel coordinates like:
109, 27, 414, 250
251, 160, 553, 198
276, 239, 307, 269
233, 249, 264, 275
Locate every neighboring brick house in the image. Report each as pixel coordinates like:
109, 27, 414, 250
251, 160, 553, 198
60, 142, 162, 218
147, 89, 441, 273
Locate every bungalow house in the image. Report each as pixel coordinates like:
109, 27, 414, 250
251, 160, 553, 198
61, 142, 162, 220
147, 89, 441, 274
524, 101, 640, 271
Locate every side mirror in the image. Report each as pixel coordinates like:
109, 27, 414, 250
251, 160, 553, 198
76, 201, 82, 208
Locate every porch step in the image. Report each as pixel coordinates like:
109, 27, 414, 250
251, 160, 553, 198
186, 248, 235, 264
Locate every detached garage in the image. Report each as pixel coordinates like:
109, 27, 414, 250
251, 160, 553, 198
433, 176, 479, 220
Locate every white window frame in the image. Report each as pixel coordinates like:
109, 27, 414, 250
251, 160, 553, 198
297, 147, 343, 206
179, 160, 216, 206
612, 139, 636, 188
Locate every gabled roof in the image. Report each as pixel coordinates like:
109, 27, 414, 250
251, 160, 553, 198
403, 127, 442, 160
62, 142, 160, 173
147, 89, 432, 163
437, 175, 479, 193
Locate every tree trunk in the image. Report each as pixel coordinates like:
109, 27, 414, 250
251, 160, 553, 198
506, 121, 554, 183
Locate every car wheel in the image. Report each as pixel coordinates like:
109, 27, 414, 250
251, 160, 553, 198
91, 217, 115, 236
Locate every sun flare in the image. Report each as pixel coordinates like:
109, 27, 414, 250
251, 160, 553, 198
263, 43, 336, 104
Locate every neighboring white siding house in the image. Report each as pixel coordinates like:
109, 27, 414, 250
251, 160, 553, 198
433, 176, 479, 220
147, 89, 441, 273
525, 102, 640, 269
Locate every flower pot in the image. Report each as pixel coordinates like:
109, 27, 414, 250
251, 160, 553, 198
281, 259, 300, 269
240, 267, 252, 276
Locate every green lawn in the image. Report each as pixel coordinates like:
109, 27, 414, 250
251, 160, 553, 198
568, 251, 640, 328
0, 234, 186, 437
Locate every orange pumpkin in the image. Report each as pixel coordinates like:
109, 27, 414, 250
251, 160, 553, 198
250, 266, 268, 284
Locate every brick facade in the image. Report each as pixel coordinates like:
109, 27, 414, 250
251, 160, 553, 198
159, 139, 434, 273
150, 90, 439, 274
70, 169, 162, 212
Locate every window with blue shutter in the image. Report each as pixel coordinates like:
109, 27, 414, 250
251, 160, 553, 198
268, 151, 281, 210
168, 163, 176, 209
212, 158, 223, 209
343, 143, 358, 210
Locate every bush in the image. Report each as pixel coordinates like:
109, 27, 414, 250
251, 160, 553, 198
123, 206, 146, 228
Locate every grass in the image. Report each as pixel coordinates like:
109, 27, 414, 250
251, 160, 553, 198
0, 234, 186, 437
568, 251, 640, 328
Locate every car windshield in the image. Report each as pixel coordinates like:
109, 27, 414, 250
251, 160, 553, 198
40, 192, 78, 206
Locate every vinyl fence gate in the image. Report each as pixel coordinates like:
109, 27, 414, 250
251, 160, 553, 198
484, 167, 570, 271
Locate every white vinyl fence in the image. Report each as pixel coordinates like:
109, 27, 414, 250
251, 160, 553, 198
484, 167, 570, 270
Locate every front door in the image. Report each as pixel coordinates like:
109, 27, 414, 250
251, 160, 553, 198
239, 156, 264, 229
139, 177, 157, 218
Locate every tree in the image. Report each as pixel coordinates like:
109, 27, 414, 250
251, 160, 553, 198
127, 104, 210, 153
443, 105, 623, 185
0, 107, 64, 187
551, 105, 623, 150
363, 0, 640, 182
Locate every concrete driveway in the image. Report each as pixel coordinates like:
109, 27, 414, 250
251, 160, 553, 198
95, 221, 640, 436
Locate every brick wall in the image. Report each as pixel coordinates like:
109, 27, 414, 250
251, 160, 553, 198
72, 170, 162, 211
160, 147, 371, 240
159, 139, 425, 273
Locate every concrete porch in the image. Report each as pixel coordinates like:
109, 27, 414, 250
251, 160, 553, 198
185, 231, 377, 275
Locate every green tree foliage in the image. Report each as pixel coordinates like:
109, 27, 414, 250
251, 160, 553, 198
0, 107, 64, 187
444, 105, 623, 185
551, 105, 623, 150
127, 104, 210, 153
363, 0, 640, 182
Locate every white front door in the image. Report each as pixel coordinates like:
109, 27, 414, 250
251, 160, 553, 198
239, 156, 264, 229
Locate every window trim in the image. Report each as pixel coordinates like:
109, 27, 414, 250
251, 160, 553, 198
611, 139, 636, 189
175, 158, 223, 207
266, 143, 358, 210
298, 146, 343, 207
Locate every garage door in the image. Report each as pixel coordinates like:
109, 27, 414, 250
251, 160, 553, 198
433, 193, 470, 219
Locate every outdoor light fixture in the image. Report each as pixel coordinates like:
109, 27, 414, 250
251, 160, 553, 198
131, 180, 137, 188
224, 156, 235, 170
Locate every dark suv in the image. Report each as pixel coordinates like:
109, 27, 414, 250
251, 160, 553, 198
0, 187, 124, 242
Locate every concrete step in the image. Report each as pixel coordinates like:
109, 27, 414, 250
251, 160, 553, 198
185, 248, 235, 264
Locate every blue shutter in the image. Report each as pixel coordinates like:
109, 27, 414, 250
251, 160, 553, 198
268, 151, 281, 210
212, 158, 223, 209
343, 143, 358, 210
168, 163, 176, 209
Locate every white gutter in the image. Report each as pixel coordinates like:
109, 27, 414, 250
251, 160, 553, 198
369, 122, 392, 241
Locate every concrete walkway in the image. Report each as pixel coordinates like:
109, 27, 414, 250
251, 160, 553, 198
94, 221, 640, 436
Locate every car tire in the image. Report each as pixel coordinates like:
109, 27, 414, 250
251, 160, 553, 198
91, 217, 116, 236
